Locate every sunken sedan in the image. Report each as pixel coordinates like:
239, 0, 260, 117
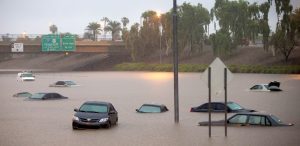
199, 112, 294, 127
190, 101, 255, 113
72, 101, 118, 129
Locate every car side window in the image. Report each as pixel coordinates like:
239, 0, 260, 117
43, 94, 50, 99
215, 103, 225, 111
200, 103, 208, 110
56, 81, 65, 85
229, 115, 248, 124
248, 115, 262, 125
251, 85, 262, 90
265, 117, 271, 126
53, 93, 61, 98
251, 85, 258, 90
248, 115, 270, 126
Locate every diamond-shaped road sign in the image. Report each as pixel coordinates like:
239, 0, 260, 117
202, 57, 233, 97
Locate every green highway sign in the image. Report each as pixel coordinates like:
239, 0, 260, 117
62, 35, 76, 51
41, 34, 76, 52
42, 34, 61, 51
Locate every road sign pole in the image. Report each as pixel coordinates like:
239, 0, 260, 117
173, 0, 179, 123
224, 68, 228, 137
208, 67, 211, 137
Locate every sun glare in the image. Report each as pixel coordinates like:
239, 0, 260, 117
141, 72, 172, 81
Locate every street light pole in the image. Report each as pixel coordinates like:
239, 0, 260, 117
159, 25, 162, 64
173, 0, 179, 123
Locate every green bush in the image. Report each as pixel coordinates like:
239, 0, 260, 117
113, 63, 300, 74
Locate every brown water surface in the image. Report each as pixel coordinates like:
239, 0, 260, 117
0, 72, 299, 146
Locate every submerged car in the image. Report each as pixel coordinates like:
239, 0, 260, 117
72, 101, 118, 129
49, 80, 79, 87
136, 104, 169, 113
190, 101, 255, 113
250, 81, 282, 91
28, 92, 68, 100
17, 72, 35, 81
13, 92, 32, 97
199, 112, 294, 127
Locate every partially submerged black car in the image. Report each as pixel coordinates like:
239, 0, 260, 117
49, 80, 79, 87
190, 101, 255, 113
72, 101, 118, 129
199, 112, 294, 127
136, 104, 169, 113
28, 92, 68, 100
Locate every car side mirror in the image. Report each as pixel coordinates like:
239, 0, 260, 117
109, 111, 116, 114
136, 109, 139, 112
74, 108, 79, 112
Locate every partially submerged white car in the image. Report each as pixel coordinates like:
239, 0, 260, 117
250, 81, 282, 92
17, 72, 35, 81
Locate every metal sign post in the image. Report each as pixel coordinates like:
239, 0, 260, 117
208, 67, 211, 137
202, 57, 233, 137
224, 68, 228, 137
173, 0, 179, 123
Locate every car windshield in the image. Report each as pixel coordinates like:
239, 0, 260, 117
30, 93, 45, 99
227, 102, 243, 110
65, 81, 76, 85
139, 105, 161, 113
79, 104, 108, 113
270, 115, 283, 124
21, 73, 33, 77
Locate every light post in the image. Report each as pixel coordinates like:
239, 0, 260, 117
159, 25, 162, 64
157, 11, 163, 64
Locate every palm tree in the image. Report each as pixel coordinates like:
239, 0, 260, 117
86, 22, 102, 41
101, 17, 110, 40
49, 24, 58, 34
121, 17, 129, 29
105, 21, 122, 41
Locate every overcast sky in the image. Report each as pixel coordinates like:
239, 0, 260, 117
0, 0, 299, 35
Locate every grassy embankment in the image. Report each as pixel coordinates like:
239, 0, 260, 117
114, 63, 300, 74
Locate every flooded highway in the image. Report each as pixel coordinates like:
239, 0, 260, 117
0, 72, 299, 146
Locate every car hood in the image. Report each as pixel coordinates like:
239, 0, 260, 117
74, 112, 108, 119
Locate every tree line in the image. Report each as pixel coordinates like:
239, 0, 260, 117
123, 0, 300, 62
47, 0, 300, 62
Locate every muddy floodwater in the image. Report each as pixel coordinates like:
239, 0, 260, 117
0, 72, 299, 146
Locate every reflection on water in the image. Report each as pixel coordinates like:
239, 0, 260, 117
139, 72, 173, 81
287, 74, 300, 80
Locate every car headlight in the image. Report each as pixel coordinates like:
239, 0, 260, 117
73, 116, 79, 121
99, 118, 108, 123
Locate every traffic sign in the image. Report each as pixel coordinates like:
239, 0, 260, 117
202, 57, 233, 97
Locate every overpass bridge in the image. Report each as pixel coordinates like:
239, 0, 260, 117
0, 41, 129, 55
